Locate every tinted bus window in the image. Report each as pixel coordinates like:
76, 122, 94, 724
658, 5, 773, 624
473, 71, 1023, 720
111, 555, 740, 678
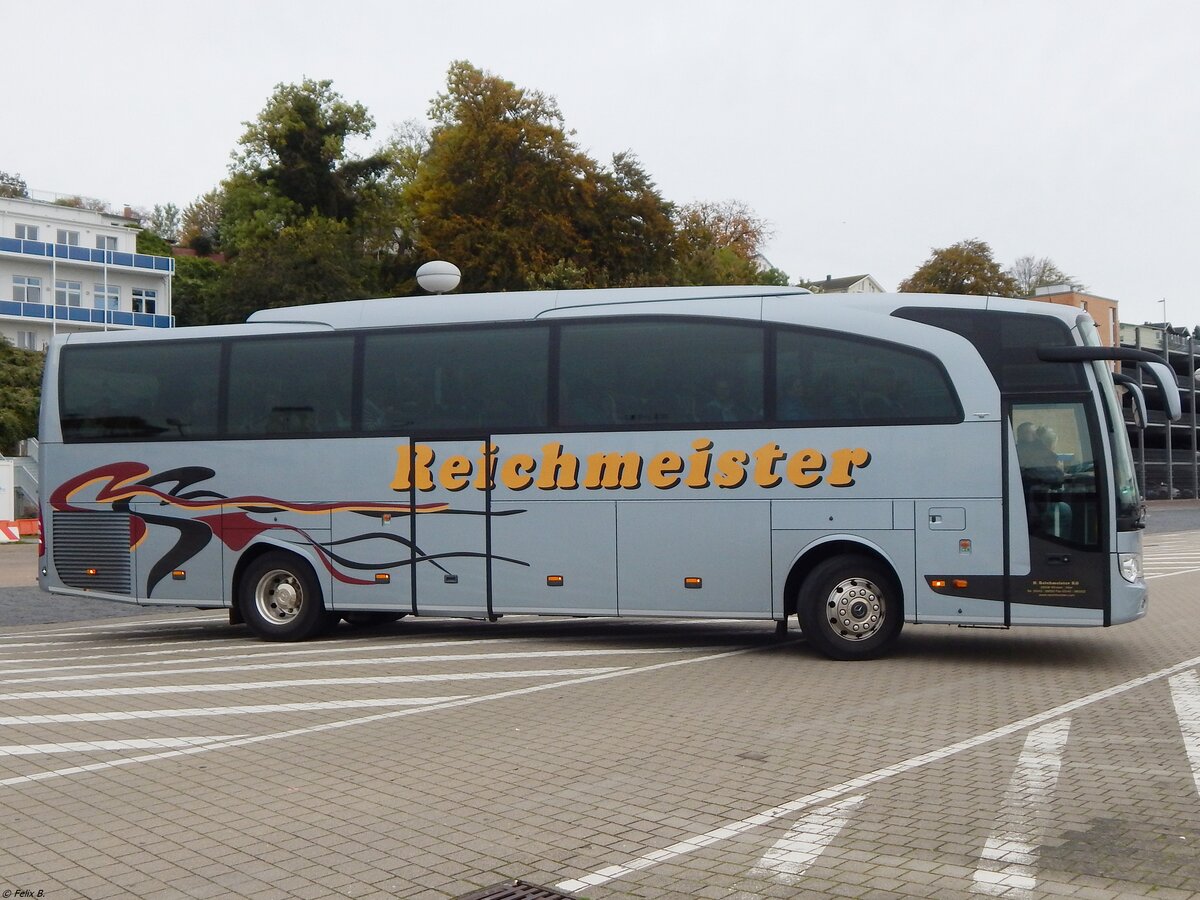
893, 308, 1083, 393
559, 320, 765, 427
776, 328, 961, 424
362, 325, 549, 433
227, 335, 355, 436
60, 341, 221, 441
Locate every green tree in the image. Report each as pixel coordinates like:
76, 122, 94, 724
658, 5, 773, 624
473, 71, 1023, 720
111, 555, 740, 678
135, 229, 173, 257
583, 151, 676, 286
53, 195, 110, 212
180, 189, 225, 254
0, 171, 28, 199
215, 216, 373, 323
405, 61, 595, 291
898, 239, 1019, 296
147, 203, 182, 242
231, 78, 393, 229
171, 255, 225, 326
0, 339, 43, 454
185, 78, 409, 320
405, 62, 679, 292
673, 200, 783, 285
1007, 254, 1085, 295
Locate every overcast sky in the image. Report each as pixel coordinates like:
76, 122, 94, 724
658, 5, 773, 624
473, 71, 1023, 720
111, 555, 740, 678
5, 1, 1196, 326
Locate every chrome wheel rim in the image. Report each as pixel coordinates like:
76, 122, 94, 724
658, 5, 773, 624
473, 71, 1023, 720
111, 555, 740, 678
255, 569, 304, 625
825, 576, 884, 642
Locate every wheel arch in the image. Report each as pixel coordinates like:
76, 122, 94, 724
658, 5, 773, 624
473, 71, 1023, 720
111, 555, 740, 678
781, 535, 905, 619
232, 538, 329, 609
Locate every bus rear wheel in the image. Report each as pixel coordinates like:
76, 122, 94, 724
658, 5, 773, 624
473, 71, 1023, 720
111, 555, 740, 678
239, 551, 335, 641
796, 555, 902, 661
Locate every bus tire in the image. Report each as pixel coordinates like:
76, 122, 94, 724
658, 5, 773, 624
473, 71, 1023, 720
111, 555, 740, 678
796, 555, 902, 661
342, 611, 407, 627
239, 551, 334, 641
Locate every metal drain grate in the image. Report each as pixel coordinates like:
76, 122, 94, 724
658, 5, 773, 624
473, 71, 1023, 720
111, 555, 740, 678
455, 879, 576, 900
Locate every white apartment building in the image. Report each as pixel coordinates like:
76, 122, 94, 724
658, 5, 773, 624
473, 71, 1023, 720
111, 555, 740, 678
0, 195, 173, 351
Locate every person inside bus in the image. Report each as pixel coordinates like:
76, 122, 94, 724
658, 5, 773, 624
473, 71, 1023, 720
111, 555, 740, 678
560, 376, 616, 426
1016, 423, 1061, 474
704, 377, 746, 422
1016, 421, 1072, 538
778, 372, 817, 421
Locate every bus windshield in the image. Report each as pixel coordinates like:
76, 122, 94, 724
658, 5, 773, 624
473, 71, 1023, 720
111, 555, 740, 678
1078, 317, 1142, 527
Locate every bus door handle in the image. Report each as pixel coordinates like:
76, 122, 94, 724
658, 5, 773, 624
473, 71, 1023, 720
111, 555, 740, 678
1046, 554, 1071, 565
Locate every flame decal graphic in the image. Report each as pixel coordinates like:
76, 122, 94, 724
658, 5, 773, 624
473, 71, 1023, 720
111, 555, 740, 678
50, 463, 524, 598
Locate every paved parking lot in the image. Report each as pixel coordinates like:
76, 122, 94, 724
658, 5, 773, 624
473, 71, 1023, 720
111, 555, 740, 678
0, 533, 1198, 899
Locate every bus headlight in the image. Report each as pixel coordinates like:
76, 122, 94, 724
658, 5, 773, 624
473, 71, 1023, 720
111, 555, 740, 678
1118, 553, 1141, 583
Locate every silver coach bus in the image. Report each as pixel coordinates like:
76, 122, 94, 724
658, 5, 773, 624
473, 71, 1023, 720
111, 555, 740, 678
36, 286, 1180, 660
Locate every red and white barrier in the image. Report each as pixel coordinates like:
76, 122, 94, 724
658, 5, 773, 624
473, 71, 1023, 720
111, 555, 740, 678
0, 521, 19, 544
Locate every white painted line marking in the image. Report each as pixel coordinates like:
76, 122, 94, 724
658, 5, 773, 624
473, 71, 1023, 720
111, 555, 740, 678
0, 645, 760, 788
0, 667, 625, 702
1149, 571, 1200, 581
0, 696, 469, 725
555, 650, 1200, 893
0, 646, 705, 684
0, 635, 514, 660
0, 736, 243, 757
750, 794, 865, 884
0, 617, 222, 642
970, 718, 1071, 897
1168, 669, 1200, 796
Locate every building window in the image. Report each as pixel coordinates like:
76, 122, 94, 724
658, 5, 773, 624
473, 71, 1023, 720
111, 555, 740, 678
17, 331, 36, 350
132, 288, 157, 314
15, 224, 39, 241
13, 275, 42, 303
95, 235, 118, 251
93, 283, 119, 310
56, 229, 80, 246
56, 280, 82, 307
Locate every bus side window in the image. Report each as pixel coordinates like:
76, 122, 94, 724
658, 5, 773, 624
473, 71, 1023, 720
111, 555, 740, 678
775, 326, 960, 425
560, 319, 765, 429
228, 335, 353, 437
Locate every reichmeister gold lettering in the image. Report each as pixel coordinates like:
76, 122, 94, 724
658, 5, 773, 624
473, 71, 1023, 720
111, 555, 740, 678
390, 438, 872, 493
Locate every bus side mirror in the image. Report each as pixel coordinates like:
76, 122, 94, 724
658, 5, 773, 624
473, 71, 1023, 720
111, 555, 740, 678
1112, 373, 1147, 429
1038, 346, 1182, 422
1140, 360, 1183, 422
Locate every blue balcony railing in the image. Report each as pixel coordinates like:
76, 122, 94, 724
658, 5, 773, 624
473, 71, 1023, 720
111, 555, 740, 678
0, 299, 173, 329
0, 237, 175, 273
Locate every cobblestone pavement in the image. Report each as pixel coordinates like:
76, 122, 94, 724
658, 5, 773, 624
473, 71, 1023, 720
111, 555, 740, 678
0, 533, 1197, 899
0, 542, 190, 626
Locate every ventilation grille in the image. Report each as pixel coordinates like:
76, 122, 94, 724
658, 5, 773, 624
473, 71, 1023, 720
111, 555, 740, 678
455, 881, 576, 900
53, 511, 133, 594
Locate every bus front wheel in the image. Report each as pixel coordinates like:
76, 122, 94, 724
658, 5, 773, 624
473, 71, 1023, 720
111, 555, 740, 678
796, 555, 902, 661
239, 552, 335, 641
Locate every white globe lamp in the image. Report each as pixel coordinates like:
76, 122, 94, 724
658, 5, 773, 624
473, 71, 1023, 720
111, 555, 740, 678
416, 260, 461, 294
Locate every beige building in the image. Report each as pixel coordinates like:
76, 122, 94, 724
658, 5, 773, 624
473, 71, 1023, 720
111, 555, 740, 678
1028, 285, 1118, 347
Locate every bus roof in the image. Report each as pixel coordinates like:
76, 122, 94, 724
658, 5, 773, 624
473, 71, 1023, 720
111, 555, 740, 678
50, 286, 1089, 347
245, 285, 1087, 331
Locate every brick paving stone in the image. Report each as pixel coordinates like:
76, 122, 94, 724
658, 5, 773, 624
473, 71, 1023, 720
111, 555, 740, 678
2, 574, 1200, 899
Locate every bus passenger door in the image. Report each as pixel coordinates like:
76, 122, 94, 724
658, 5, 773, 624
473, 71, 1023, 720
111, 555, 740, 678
1007, 401, 1109, 622
406, 438, 490, 617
